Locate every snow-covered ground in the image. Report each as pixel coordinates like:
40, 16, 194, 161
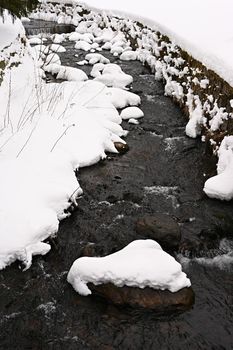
0, 11, 24, 51
0, 12, 141, 269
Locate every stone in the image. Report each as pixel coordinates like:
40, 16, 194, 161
135, 214, 181, 251
88, 283, 195, 312
114, 142, 129, 154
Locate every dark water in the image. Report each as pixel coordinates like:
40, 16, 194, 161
0, 21, 232, 350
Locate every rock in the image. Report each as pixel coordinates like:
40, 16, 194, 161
88, 283, 195, 312
135, 214, 181, 250
114, 142, 129, 154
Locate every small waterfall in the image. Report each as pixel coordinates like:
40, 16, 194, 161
24, 20, 75, 36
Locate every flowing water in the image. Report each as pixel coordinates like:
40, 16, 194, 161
0, 21, 232, 350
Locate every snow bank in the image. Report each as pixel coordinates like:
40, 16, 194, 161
83, 0, 233, 87
0, 24, 144, 268
67, 239, 191, 295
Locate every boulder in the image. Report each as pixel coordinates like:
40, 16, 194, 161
88, 283, 195, 312
135, 214, 181, 250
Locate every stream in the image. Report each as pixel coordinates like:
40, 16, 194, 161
0, 20, 232, 350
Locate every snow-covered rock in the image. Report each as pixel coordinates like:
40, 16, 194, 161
75, 40, 92, 51
67, 239, 191, 296
94, 63, 133, 88
121, 106, 144, 120
85, 53, 110, 65
204, 136, 233, 200
120, 51, 138, 61
105, 88, 141, 109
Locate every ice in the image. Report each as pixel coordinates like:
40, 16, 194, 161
67, 239, 191, 295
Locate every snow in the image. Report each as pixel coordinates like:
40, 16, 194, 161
94, 64, 133, 89
106, 88, 141, 109
74, 40, 91, 51
120, 107, 144, 120
48, 44, 66, 53
85, 53, 110, 65
90, 63, 105, 78
83, 0, 233, 87
204, 136, 233, 200
128, 118, 139, 125
0, 27, 137, 268
76, 60, 88, 66
120, 51, 137, 61
67, 239, 191, 295
0, 11, 25, 51
29, 37, 43, 45
45, 64, 88, 81
52, 33, 65, 44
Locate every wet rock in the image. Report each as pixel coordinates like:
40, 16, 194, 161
89, 283, 195, 312
114, 142, 129, 154
82, 242, 96, 257
135, 214, 181, 251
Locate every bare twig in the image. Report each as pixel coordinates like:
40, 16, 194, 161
50, 124, 75, 153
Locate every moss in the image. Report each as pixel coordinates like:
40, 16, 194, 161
0, 60, 6, 70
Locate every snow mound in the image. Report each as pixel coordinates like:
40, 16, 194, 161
44, 64, 88, 81
75, 40, 92, 51
105, 88, 141, 109
85, 53, 110, 65
52, 33, 65, 44
121, 106, 144, 120
204, 136, 233, 200
94, 63, 133, 88
67, 239, 191, 295
90, 63, 105, 78
120, 51, 138, 61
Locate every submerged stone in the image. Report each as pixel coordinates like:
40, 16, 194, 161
135, 214, 181, 251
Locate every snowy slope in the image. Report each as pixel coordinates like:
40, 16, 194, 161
0, 11, 25, 50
